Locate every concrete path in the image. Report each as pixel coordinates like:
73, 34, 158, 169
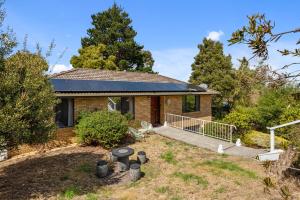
153, 126, 267, 158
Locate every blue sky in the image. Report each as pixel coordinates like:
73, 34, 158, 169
4, 0, 300, 81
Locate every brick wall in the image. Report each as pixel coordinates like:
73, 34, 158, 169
74, 97, 108, 120
72, 94, 212, 125
161, 94, 212, 122
134, 96, 151, 122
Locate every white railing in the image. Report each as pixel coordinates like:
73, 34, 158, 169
165, 113, 235, 142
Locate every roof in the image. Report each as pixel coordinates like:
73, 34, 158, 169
50, 68, 218, 96
50, 68, 184, 84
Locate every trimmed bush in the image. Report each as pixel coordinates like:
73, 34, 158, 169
75, 111, 128, 148
222, 106, 258, 133
242, 130, 288, 149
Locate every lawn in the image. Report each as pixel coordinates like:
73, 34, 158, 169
0, 132, 289, 200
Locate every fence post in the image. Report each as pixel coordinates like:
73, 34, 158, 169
181, 116, 183, 130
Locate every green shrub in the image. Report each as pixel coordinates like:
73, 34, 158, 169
223, 106, 258, 133
277, 105, 300, 136
242, 130, 288, 149
75, 111, 128, 148
256, 87, 296, 129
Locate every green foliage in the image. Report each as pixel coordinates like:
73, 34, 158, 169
86, 193, 98, 200
0, 51, 58, 149
202, 159, 257, 179
242, 130, 288, 149
70, 45, 117, 70
75, 110, 128, 148
62, 186, 79, 200
285, 125, 300, 150
232, 57, 256, 106
78, 3, 154, 72
160, 150, 177, 164
256, 87, 296, 128
155, 186, 170, 194
223, 106, 258, 133
189, 38, 235, 114
173, 172, 208, 187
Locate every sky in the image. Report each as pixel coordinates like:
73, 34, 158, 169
4, 0, 300, 81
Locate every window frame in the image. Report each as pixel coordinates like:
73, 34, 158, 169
182, 95, 200, 113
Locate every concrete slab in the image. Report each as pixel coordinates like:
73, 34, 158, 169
153, 126, 267, 158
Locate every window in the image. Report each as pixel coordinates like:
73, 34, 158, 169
108, 96, 135, 117
182, 95, 200, 112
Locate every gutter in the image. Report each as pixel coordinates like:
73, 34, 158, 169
54, 91, 219, 97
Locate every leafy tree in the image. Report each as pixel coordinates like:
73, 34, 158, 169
189, 38, 235, 114
256, 87, 296, 129
78, 3, 154, 72
232, 57, 255, 106
228, 14, 300, 84
0, 51, 58, 149
70, 44, 117, 70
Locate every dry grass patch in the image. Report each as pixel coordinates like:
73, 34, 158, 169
1, 133, 286, 200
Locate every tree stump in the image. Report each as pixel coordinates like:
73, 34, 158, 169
96, 160, 108, 178
137, 151, 147, 164
130, 163, 141, 182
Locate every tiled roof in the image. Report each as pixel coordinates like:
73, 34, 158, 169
50, 68, 185, 84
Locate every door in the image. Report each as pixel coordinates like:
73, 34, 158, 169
151, 96, 160, 125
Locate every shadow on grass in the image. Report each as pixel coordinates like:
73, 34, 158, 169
0, 151, 125, 200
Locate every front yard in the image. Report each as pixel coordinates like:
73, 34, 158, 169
0, 132, 296, 200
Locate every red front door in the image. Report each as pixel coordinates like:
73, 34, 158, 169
151, 96, 160, 125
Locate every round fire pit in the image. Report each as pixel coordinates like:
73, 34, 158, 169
112, 147, 134, 172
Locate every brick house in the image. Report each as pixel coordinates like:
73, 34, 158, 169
50, 68, 218, 127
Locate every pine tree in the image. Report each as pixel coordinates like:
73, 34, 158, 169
189, 38, 235, 113
77, 3, 154, 72
232, 57, 255, 106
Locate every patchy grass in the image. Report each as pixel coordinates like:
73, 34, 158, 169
160, 150, 177, 164
1, 134, 279, 200
61, 186, 79, 200
202, 159, 258, 179
85, 193, 98, 200
155, 186, 170, 194
173, 172, 208, 188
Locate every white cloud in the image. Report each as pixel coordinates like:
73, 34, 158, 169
206, 31, 224, 41
152, 48, 197, 82
49, 64, 73, 74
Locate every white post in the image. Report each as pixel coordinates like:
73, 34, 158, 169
217, 144, 224, 154
270, 129, 275, 152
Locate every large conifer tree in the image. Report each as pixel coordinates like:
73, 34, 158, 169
76, 4, 154, 72
189, 38, 235, 113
